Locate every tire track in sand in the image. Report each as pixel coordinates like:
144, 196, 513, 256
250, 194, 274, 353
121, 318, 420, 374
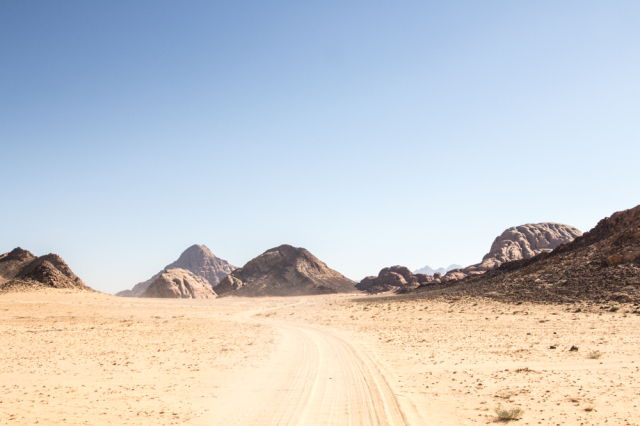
217, 311, 409, 426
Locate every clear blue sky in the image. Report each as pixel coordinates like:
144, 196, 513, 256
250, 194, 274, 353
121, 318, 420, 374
1, 1, 639, 293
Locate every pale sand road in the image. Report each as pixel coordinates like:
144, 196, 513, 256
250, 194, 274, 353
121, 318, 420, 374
210, 308, 412, 426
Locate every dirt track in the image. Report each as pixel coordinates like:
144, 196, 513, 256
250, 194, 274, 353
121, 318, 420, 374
214, 310, 410, 425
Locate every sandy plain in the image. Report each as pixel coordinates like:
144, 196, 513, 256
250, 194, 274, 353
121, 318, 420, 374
1, 290, 639, 425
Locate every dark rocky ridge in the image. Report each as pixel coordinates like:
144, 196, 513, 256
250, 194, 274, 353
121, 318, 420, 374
415, 204, 640, 304
216, 244, 356, 297
0, 247, 92, 292
116, 244, 235, 297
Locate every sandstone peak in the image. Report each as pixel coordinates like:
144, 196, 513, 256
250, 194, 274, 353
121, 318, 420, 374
176, 244, 214, 261
141, 268, 216, 299
216, 244, 356, 297
116, 244, 236, 297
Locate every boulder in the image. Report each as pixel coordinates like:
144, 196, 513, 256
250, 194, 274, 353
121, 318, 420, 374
441, 271, 467, 282
357, 276, 378, 291
378, 266, 415, 284
610, 292, 632, 303
606, 255, 624, 266
376, 271, 407, 287
415, 273, 434, 284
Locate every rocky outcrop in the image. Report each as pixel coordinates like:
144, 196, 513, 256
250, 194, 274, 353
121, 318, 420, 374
216, 244, 356, 297
358, 266, 434, 294
0, 247, 92, 292
141, 268, 216, 299
116, 244, 235, 297
0, 247, 36, 284
437, 223, 581, 284
417, 204, 640, 304
479, 223, 581, 267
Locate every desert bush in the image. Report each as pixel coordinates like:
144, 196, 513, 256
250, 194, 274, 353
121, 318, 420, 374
495, 405, 524, 421
587, 350, 603, 359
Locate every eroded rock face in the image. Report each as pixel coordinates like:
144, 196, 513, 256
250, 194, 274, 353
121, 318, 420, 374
483, 223, 581, 264
0, 247, 92, 292
141, 268, 216, 299
439, 223, 581, 283
116, 244, 235, 297
424, 204, 640, 304
216, 245, 355, 297
167, 245, 236, 286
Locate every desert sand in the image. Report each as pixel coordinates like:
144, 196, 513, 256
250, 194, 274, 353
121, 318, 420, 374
1, 290, 639, 425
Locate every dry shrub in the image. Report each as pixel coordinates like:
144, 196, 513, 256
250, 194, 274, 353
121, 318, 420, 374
495, 405, 524, 421
587, 350, 603, 359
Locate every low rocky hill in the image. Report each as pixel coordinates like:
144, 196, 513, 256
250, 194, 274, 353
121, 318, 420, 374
0, 247, 92, 293
216, 244, 356, 297
117, 244, 235, 297
418, 204, 640, 304
358, 265, 434, 294
141, 268, 216, 299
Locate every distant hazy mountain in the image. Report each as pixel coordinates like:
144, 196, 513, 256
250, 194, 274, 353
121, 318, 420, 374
115, 244, 235, 297
413, 264, 462, 275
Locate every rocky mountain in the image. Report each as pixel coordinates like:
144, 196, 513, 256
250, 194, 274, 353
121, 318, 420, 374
413, 264, 462, 275
116, 244, 235, 297
141, 268, 216, 299
358, 265, 435, 294
0, 247, 92, 293
216, 244, 356, 297
418, 204, 640, 304
437, 223, 581, 283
